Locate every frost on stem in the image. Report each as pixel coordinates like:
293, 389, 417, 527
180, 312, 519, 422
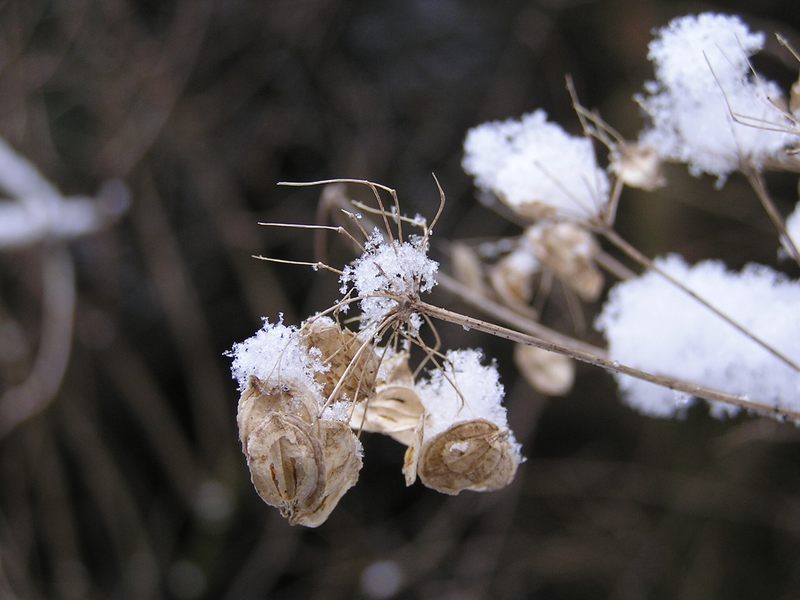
462, 110, 610, 222
596, 256, 800, 418
638, 13, 795, 179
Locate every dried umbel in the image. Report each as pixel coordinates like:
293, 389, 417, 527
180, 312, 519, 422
229, 183, 529, 526
415, 419, 520, 495
514, 344, 575, 396
525, 222, 603, 302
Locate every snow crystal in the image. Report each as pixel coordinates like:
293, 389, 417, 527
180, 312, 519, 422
417, 349, 512, 438
227, 317, 327, 392
639, 13, 793, 178
596, 255, 800, 418
339, 229, 438, 331
463, 110, 610, 222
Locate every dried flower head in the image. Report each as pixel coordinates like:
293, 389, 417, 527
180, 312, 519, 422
525, 222, 603, 302
638, 13, 795, 178
462, 110, 610, 222
229, 181, 525, 525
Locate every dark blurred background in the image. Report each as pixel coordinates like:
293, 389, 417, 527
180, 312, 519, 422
2, 1, 800, 598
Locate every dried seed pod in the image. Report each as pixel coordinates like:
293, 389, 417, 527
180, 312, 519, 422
350, 350, 423, 446
245, 412, 326, 524
301, 317, 379, 403
610, 142, 665, 191
513, 344, 575, 396
525, 223, 603, 301
244, 412, 362, 527
237, 376, 319, 444
402, 425, 424, 486
451, 242, 489, 297
790, 75, 800, 115
350, 384, 424, 446
416, 419, 520, 495
488, 249, 539, 318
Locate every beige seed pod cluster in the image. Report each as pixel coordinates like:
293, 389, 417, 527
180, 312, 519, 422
525, 222, 604, 302
232, 317, 373, 527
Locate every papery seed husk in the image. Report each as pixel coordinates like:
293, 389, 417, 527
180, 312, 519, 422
402, 425, 424, 487
611, 143, 665, 191
451, 242, 489, 297
513, 344, 575, 396
301, 419, 363, 527
525, 223, 603, 302
417, 419, 520, 495
375, 350, 414, 388
237, 376, 319, 444
489, 252, 539, 319
244, 411, 363, 527
350, 384, 424, 446
301, 318, 379, 402
245, 412, 326, 522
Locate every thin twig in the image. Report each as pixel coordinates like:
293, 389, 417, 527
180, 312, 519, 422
744, 169, 800, 266
413, 299, 800, 421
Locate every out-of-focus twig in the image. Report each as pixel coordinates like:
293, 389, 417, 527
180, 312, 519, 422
0, 138, 128, 438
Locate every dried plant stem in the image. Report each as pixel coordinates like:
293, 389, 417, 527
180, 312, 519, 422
0, 246, 75, 438
413, 299, 800, 421
601, 227, 800, 372
744, 169, 800, 266
595, 249, 636, 280
436, 272, 602, 356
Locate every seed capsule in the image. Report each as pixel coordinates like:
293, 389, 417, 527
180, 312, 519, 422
416, 419, 520, 495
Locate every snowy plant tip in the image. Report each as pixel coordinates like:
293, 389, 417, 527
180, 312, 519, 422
227, 316, 326, 393
639, 13, 794, 177
596, 255, 800, 419
339, 228, 439, 332
406, 349, 522, 494
463, 110, 609, 222
230, 316, 369, 527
